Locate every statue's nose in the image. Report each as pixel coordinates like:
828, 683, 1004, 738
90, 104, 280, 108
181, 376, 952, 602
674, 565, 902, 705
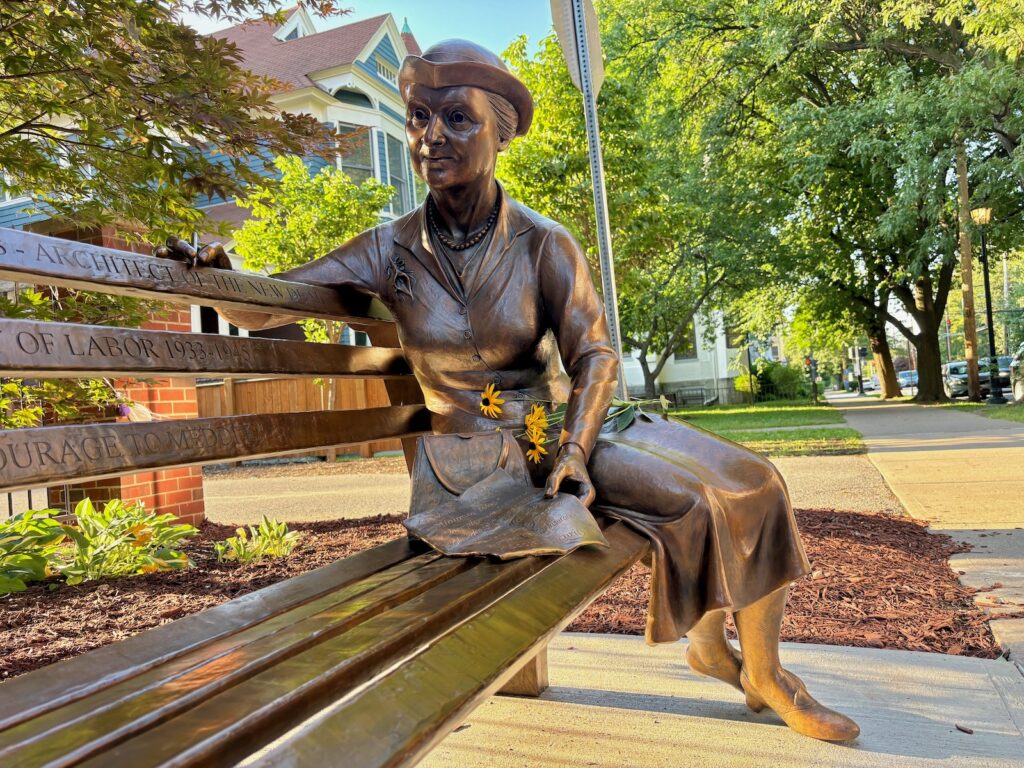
426, 115, 446, 145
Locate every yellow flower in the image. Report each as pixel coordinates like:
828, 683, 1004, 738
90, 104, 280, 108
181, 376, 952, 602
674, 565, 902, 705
479, 383, 505, 418
526, 437, 548, 464
525, 404, 549, 433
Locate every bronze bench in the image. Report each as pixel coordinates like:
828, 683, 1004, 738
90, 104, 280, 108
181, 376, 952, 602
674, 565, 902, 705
0, 229, 648, 767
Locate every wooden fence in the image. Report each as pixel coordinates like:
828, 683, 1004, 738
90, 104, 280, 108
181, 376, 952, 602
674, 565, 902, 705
196, 377, 405, 459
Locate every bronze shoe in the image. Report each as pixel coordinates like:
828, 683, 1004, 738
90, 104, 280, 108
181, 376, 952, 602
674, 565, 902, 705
685, 643, 743, 692
740, 668, 860, 742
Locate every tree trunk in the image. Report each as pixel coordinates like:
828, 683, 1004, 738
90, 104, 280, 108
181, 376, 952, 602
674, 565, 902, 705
869, 331, 902, 399
911, 327, 947, 402
634, 351, 658, 399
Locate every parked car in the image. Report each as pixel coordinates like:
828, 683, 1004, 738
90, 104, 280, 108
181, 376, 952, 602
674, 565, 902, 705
863, 375, 878, 391
978, 355, 1013, 389
897, 370, 919, 389
1011, 344, 1024, 402
942, 361, 991, 398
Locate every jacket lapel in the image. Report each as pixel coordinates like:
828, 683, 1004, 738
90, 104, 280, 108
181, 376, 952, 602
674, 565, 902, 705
464, 192, 535, 303
392, 190, 537, 306
392, 205, 463, 303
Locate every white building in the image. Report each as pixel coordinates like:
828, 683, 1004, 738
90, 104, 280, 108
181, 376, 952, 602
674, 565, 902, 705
620, 313, 751, 404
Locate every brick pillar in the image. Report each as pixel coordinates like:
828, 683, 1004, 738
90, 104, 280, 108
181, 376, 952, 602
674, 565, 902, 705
118, 307, 206, 526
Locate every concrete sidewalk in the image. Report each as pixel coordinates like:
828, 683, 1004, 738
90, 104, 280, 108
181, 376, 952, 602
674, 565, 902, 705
422, 634, 1024, 767
831, 393, 1024, 662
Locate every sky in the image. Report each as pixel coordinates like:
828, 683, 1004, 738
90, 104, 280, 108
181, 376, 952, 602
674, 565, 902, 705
182, 1, 555, 56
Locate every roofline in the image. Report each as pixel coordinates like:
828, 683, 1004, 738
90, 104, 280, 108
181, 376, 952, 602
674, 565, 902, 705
353, 14, 408, 67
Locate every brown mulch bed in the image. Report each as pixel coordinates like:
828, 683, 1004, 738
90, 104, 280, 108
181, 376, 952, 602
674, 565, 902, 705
0, 509, 1003, 681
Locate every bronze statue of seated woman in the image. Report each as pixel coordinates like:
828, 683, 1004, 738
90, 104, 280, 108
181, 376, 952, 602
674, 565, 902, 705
171, 39, 859, 742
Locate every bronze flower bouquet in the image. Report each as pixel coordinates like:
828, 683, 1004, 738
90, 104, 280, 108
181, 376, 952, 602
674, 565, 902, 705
478, 384, 666, 463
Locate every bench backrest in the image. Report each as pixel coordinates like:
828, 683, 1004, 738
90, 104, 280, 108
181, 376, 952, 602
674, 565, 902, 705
0, 228, 428, 496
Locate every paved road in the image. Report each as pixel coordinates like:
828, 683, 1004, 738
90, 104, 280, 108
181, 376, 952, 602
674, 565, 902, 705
831, 392, 1024, 662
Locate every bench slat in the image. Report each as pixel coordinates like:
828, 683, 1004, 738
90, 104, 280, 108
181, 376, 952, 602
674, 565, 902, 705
0, 319, 412, 379
0, 555, 475, 768
256, 523, 648, 768
0, 228, 392, 326
0, 537, 428, 731
82, 553, 566, 767
0, 405, 432, 492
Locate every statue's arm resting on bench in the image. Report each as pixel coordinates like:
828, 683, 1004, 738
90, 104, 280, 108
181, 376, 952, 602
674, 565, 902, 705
157, 230, 383, 331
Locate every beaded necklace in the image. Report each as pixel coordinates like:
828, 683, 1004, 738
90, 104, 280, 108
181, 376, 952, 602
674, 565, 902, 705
427, 194, 501, 251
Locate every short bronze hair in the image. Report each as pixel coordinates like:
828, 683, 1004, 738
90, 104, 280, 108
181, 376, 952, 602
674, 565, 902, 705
485, 92, 519, 145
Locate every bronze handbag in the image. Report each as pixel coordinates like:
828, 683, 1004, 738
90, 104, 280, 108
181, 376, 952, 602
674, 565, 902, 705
404, 431, 608, 559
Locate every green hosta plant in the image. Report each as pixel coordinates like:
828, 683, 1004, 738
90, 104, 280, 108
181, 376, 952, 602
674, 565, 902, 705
0, 509, 67, 595
58, 499, 198, 585
215, 517, 299, 564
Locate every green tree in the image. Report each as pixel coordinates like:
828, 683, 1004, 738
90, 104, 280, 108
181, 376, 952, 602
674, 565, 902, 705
619, 0, 1024, 401
500, 28, 770, 397
0, 0, 343, 239
232, 154, 393, 406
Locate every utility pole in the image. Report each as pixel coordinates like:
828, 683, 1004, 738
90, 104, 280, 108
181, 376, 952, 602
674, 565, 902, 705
955, 141, 982, 401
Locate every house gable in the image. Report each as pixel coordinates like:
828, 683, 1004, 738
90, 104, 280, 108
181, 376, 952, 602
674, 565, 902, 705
273, 5, 317, 41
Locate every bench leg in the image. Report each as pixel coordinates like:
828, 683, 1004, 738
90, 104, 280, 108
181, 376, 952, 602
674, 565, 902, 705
497, 645, 549, 697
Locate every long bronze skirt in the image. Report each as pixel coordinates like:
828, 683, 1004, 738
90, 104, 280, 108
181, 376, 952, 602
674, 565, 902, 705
433, 411, 811, 646
529, 415, 810, 644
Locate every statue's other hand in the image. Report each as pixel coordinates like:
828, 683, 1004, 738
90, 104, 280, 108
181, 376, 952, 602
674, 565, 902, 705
153, 238, 233, 270
544, 444, 596, 508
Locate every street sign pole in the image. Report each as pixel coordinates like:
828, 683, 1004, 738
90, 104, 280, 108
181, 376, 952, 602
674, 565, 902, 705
551, 0, 628, 400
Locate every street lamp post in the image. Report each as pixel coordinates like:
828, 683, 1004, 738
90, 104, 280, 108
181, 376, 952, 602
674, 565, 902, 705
971, 207, 1007, 404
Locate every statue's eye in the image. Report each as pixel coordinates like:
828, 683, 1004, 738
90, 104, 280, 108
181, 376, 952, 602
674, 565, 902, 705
448, 110, 469, 128
411, 108, 429, 123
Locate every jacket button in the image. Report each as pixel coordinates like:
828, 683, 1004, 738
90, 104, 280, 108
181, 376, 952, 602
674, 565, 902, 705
464, 330, 472, 339
459, 307, 467, 315
472, 354, 481, 362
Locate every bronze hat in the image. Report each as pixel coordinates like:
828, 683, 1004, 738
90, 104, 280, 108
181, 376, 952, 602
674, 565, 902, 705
399, 39, 534, 137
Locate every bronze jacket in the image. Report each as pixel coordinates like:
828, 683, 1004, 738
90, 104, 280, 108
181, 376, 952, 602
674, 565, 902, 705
228, 192, 619, 460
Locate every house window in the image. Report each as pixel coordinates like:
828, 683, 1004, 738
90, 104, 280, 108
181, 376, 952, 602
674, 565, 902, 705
284, 27, 299, 41
333, 89, 373, 109
376, 59, 398, 85
199, 306, 219, 334
337, 123, 374, 185
672, 319, 698, 360
386, 134, 410, 215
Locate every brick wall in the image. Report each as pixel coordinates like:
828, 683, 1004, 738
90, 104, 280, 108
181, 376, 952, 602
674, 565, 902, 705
118, 307, 206, 525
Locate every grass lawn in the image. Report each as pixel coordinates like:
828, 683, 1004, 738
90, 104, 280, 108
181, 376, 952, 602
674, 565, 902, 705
715, 427, 866, 457
671, 399, 844, 431
927, 400, 1024, 423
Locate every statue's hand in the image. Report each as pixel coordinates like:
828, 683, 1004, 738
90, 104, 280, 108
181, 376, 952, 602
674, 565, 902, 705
153, 237, 233, 270
544, 443, 596, 508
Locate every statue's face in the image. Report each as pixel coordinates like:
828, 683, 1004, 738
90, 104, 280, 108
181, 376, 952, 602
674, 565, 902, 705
405, 84, 504, 191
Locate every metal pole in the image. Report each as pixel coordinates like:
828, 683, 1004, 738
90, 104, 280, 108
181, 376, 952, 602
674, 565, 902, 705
980, 228, 1007, 404
569, 0, 628, 400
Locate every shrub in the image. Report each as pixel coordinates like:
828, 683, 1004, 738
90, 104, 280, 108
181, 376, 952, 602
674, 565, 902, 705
215, 517, 299, 564
0, 510, 66, 595
765, 362, 809, 400
58, 499, 197, 585
734, 371, 761, 397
